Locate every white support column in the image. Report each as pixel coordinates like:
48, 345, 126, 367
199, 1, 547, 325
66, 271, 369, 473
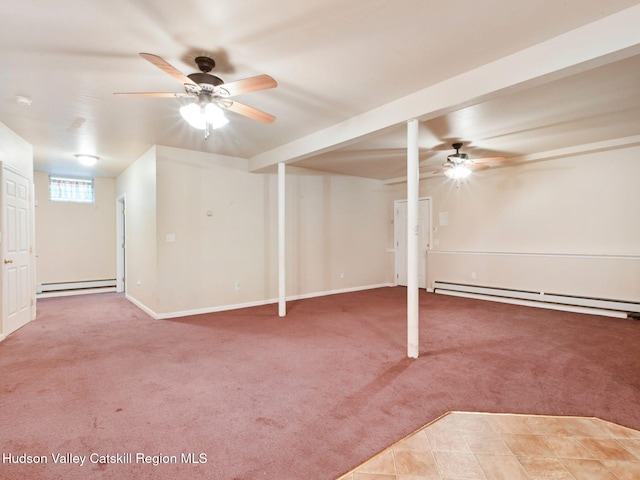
278, 162, 286, 317
407, 119, 420, 358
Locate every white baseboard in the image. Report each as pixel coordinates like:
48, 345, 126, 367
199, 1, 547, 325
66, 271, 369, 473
37, 287, 117, 299
436, 290, 628, 318
0, 334, 5, 343
126, 283, 395, 320
125, 294, 160, 319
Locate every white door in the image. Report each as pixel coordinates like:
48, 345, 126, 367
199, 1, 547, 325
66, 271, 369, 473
394, 198, 431, 289
2, 168, 32, 335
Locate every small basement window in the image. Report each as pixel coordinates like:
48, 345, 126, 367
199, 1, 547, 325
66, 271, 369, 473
49, 176, 95, 203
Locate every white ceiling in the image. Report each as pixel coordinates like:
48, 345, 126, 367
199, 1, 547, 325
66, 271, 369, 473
1, 0, 640, 181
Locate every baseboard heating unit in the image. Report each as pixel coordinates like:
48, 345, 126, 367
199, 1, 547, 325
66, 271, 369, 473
37, 279, 117, 298
432, 281, 640, 319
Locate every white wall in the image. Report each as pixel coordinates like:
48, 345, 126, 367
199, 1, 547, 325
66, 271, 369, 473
34, 171, 116, 285
406, 145, 640, 302
0, 122, 33, 179
119, 145, 394, 317
116, 146, 157, 312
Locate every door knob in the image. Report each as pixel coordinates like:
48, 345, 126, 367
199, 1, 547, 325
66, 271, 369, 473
4, 259, 13, 264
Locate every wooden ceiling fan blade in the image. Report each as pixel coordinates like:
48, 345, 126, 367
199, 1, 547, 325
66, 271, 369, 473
472, 156, 507, 164
469, 163, 490, 171
139, 52, 201, 91
222, 100, 275, 124
217, 74, 277, 97
114, 92, 192, 98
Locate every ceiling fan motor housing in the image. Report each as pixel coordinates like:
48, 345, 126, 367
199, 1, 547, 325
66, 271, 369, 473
188, 72, 224, 87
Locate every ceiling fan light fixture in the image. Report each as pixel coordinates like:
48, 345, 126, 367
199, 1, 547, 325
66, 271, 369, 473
180, 103, 207, 130
204, 103, 229, 129
75, 154, 99, 166
180, 102, 228, 130
444, 165, 471, 179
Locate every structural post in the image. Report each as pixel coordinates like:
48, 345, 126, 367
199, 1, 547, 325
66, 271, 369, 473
407, 119, 419, 358
278, 162, 286, 317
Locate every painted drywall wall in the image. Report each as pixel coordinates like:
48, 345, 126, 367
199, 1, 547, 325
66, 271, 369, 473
282, 165, 395, 297
116, 146, 158, 312
0, 122, 33, 179
146, 145, 393, 316
403, 144, 640, 302
34, 171, 116, 285
153, 146, 395, 315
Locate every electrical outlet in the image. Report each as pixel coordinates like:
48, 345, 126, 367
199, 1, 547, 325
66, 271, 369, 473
234, 281, 241, 291
471, 272, 477, 279
339, 272, 345, 279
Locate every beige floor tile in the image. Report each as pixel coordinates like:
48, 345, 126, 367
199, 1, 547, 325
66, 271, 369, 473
353, 474, 396, 480
555, 417, 609, 438
432, 451, 486, 479
522, 415, 573, 436
475, 454, 529, 480
426, 428, 472, 453
449, 412, 495, 433
595, 419, 640, 439
396, 430, 431, 452
516, 457, 574, 480
560, 458, 619, 480
394, 449, 439, 477
541, 434, 596, 459
397, 475, 437, 480
359, 451, 396, 475
462, 430, 512, 455
616, 438, 640, 459
487, 414, 534, 435
600, 459, 640, 480
577, 437, 639, 461
501, 433, 555, 457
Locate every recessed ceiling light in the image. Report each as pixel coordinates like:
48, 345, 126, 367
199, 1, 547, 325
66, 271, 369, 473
15, 95, 33, 107
75, 154, 99, 166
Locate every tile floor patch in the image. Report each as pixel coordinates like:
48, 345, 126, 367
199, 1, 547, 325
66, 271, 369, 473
336, 412, 640, 480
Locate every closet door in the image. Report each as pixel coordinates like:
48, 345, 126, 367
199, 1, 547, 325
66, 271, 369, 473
2, 167, 32, 335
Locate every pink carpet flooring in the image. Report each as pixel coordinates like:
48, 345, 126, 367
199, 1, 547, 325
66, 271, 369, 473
1, 287, 639, 479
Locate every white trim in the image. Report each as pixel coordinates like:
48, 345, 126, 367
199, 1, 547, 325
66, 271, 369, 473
433, 281, 640, 313
428, 250, 640, 260
125, 294, 160, 319
0, 334, 5, 343
116, 194, 126, 293
436, 289, 628, 319
37, 279, 117, 293
126, 283, 395, 320
37, 287, 116, 299
278, 162, 286, 317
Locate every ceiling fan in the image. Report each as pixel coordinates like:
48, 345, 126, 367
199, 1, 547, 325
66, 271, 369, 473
115, 53, 277, 136
429, 142, 507, 179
